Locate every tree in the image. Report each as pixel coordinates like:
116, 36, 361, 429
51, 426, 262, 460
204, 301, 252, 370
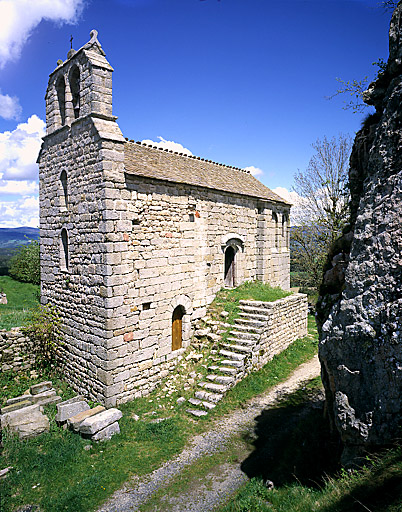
9, 239, 40, 285
291, 134, 352, 291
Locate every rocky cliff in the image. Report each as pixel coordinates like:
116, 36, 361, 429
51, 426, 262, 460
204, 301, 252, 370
317, 3, 402, 464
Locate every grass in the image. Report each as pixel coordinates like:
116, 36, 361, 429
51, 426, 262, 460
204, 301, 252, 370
0, 275, 40, 330
0, 282, 317, 512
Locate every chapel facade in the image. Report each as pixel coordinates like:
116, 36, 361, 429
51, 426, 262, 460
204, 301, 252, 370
38, 31, 291, 406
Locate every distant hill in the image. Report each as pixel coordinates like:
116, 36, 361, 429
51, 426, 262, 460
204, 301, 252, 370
0, 228, 40, 275
0, 227, 40, 249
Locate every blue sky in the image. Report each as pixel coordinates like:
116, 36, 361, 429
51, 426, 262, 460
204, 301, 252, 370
0, 0, 392, 227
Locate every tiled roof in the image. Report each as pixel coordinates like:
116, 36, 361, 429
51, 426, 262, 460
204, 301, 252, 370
123, 141, 290, 205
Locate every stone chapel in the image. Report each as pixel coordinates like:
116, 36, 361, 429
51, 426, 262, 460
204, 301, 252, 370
38, 31, 291, 406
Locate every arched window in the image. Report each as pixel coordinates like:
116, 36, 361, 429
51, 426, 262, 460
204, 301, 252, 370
60, 170, 68, 209
55, 76, 66, 126
272, 212, 279, 249
69, 66, 80, 119
61, 229, 69, 270
224, 246, 235, 287
172, 306, 185, 351
282, 214, 289, 248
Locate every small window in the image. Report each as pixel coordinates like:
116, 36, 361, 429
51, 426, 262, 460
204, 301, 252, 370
69, 66, 80, 119
61, 228, 69, 270
172, 306, 185, 351
56, 76, 66, 126
60, 170, 68, 209
272, 212, 279, 249
189, 213, 195, 222
142, 302, 151, 311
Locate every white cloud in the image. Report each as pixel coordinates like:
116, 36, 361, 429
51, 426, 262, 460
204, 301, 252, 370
0, 180, 38, 195
141, 136, 193, 156
272, 187, 307, 226
0, 0, 85, 68
0, 196, 39, 228
0, 114, 45, 181
244, 165, 264, 177
0, 91, 22, 120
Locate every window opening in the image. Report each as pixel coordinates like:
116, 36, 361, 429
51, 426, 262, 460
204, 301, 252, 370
60, 170, 68, 209
272, 212, 279, 249
61, 228, 69, 270
142, 302, 151, 311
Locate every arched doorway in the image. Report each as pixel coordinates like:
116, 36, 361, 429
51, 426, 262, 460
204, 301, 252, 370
172, 306, 185, 351
224, 246, 235, 287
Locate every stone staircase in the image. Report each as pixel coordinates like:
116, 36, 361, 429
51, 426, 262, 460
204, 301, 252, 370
186, 300, 271, 417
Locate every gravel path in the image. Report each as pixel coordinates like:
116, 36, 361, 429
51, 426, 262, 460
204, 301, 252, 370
97, 355, 321, 512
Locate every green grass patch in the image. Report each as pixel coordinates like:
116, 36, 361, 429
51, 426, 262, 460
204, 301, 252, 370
0, 283, 317, 512
0, 275, 40, 329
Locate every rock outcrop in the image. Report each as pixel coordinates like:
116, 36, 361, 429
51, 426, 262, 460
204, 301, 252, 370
317, 3, 402, 464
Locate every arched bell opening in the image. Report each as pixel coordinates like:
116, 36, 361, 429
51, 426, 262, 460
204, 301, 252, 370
69, 65, 80, 119
55, 76, 66, 126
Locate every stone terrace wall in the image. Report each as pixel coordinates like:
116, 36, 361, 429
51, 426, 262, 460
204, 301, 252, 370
0, 328, 35, 373
252, 293, 308, 370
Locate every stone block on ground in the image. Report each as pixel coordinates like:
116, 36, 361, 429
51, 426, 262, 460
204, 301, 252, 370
1, 399, 33, 414
30, 381, 52, 395
57, 395, 85, 406
6, 395, 33, 406
55, 400, 90, 424
79, 408, 122, 435
91, 421, 120, 441
1, 403, 49, 440
67, 405, 106, 432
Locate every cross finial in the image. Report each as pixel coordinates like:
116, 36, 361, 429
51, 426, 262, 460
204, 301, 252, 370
70, 35, 73, 49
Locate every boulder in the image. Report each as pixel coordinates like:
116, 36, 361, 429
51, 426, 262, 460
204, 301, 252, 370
1, 404, 49, 439
79, 408, 122, 435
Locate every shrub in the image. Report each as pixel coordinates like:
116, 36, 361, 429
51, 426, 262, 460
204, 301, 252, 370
22, 304, 63, 369
9, 239, 40, 285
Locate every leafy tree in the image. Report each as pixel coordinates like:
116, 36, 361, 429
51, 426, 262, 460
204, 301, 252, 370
291, 134, 352, 291
9, 239, 40, 285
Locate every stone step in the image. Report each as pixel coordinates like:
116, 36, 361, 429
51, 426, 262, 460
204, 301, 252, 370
206, 374, 235, 385
240, 305, 272, 316
239, 300, 276, 309
198, 381, 228, 393
220, 359, 244, 368
235, 318, 265, 328
195, 390, 224, 403
227, 336, 255, 346
222, 343, 253, 354
219, 349, 246, 361
188, 398, 216, 410
238, 312, 269, 321
208, 365, 238, 376
230, 325, 261, 335
187, 409, 208, 417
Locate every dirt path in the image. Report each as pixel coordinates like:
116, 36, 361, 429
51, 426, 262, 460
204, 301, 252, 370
98, 355, 321, 512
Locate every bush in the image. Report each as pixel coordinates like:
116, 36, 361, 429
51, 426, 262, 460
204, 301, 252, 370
9, 239, 40, 285
22, 304, 62, 369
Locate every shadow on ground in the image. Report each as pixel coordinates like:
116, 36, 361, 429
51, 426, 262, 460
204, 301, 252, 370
241, 385, 402, 511
241, 386, 341, 487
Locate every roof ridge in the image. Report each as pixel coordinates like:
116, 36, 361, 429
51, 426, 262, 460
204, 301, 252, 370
124, 138, 251, 174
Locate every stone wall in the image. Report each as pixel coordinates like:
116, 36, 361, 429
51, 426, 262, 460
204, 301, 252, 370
0, 328, 35, 373
250, 293, 308, 371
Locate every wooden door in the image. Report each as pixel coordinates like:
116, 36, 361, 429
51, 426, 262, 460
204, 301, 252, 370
224, 246, 235, 287
172, 306, 183, 351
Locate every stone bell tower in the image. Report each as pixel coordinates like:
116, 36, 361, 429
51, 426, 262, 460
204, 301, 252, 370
38, 30, 126, 406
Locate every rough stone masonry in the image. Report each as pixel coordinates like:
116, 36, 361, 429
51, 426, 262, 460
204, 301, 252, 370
38, 30, 292, 407
317, 3, 402, 463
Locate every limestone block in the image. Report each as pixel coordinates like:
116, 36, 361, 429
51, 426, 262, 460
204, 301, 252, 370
91, 421, 120, 441
1, 399, 32, 414
55, 400, 90, 423
67, 405, 105, 432
79, 408, 122, 435
1, 404, 49, 440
